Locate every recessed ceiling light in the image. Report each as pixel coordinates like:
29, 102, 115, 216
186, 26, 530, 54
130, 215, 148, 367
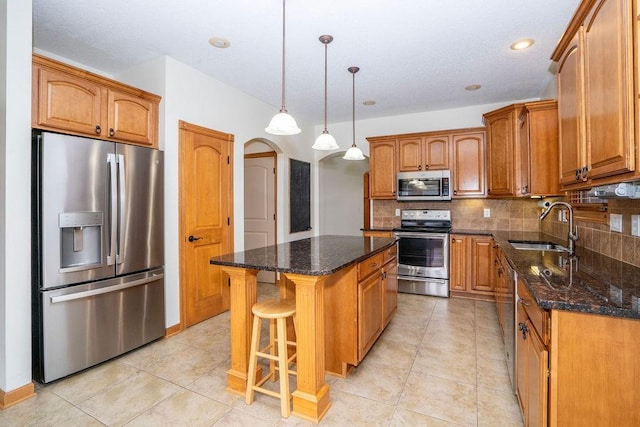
510, 39, 534, 50
363, 100, 376, 106
209, 37, 231, 49
465, 84, 481, 91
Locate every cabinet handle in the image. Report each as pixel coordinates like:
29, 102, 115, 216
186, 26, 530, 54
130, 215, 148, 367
369, 262, 378, 268
95, 125, 102, 135
581, 165, 589, 180
418, 165, 421, 170
109, 128, 115, 137
518, 322, 529, 339
188, 235, 203, 242
453, 190, 457, 195
518, 298, 530, 307
425, 164, 429, 170
575, 168, 581, 181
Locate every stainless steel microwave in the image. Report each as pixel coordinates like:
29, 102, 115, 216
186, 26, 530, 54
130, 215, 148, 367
397, 170, 451, 201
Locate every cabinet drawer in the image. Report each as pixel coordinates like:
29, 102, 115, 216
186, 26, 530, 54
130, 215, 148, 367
517, 280, 549, 345
383, 244, 397, 264
358, 252, 384, 281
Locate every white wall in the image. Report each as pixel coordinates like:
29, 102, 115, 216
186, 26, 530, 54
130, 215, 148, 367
0, 0, 33, 393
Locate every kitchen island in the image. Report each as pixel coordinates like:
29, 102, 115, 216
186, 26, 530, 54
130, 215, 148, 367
209, 235, 397, 422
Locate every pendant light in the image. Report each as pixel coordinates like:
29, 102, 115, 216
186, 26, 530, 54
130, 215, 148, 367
265, 0, 301, 135
312, 35, 339, 150
343, 66, 365, 160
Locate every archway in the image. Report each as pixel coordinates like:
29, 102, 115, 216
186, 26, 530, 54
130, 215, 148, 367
318, 152, 369, 236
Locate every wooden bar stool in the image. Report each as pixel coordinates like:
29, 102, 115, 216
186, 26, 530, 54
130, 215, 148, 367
245, 298, 297, 417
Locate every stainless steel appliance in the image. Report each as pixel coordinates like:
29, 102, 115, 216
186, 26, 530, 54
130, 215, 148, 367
393, 209, 451, 297
31, 131, 165, 383
397, 170, 451, 201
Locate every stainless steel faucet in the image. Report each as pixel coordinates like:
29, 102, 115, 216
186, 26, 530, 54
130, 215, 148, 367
539, 201, 579, 255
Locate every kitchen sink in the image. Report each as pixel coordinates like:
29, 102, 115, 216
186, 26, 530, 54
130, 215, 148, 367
508, 240, 570, 252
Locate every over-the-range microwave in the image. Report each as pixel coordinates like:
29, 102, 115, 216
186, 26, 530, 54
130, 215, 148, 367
397, 170, 451, 201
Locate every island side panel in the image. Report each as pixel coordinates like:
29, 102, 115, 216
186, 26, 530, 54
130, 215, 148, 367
283, 273, 332, 423
222, 266, 259, 395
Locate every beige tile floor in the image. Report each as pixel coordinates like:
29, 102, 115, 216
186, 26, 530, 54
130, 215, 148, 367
1, 283, 523, 426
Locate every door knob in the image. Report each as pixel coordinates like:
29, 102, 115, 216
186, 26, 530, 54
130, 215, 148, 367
188, 235, 202, 242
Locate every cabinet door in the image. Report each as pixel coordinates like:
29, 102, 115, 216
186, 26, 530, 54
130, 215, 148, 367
485, 111, 516, 196
368, 140, 397, 199
36, 67, 103, 136
450, 132, 486, 198
470, 236, 494, 294
583, 0, 635, 180
397, 137, 422, 172
557, 30, 586, 187
424, 135, 449, 170
108, 90, 157, 146
523, 101, 561, 196
526, 322, 549, 427
358, 272, 383, 359
449, 235, 467, 291
382, 259, 398, 327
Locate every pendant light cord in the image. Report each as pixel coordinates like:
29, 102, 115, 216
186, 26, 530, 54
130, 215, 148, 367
323, 41, 328, 132
280, 0, 287, 112
351, 68, 357, 147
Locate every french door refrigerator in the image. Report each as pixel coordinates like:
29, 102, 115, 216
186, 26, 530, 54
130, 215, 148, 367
32, 131, 165, 383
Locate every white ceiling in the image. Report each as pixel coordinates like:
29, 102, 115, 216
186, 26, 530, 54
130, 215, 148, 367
32, 0, 581, 124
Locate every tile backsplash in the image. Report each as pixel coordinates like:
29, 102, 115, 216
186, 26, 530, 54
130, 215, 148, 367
373, 197, 640, 268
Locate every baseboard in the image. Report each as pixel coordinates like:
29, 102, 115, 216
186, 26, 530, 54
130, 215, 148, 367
0, 382, 36, 409
165, 322, 182, 337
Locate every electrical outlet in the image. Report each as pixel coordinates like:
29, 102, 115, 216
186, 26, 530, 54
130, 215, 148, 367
395, 208, 401, 216
610, 213, 623, 233
483, 208, 490, 218
632, 215, 640, 237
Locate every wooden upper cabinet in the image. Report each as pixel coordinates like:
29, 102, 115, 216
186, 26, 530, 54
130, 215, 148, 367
556, 30, 586, 187
367, 138, 397, 199
32, 54, 161, 148
450, 130, 486, 198
583, 0, 634, 179
108, 89, 157, 146
36, 67, 103, 136
518, 101, 561, 197
483, 104, 521, 197
552, 0, 636, 188
397, 135, 449, 171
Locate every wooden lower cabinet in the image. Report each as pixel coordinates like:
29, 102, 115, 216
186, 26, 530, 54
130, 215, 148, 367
449, 234, 494, 299
516, 278, 640, 426
362, 230, 394, 238
323, 247, 398, 377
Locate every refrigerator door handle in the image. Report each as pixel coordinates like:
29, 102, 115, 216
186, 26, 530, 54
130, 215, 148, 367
116, 153, 126, 265
50, 272, 164, 304
107, 153, 118, 265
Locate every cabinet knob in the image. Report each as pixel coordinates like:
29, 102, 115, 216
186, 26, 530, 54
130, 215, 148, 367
425, 164, 429, 170
418, 165, 421, 170
575, 168, 581, 181
453, 190, 457, 195
518, 322, 529, 339
95, 125, 101, 135
581, 165, 589, 180
109, 128, 115, 137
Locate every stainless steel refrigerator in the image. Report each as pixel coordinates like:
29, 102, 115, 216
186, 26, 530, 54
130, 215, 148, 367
31, 131, 165, 383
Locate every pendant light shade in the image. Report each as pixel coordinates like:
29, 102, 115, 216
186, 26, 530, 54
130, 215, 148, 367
343, 66, 365, 160
313, 35, 339, 150
266, 0, 301, 135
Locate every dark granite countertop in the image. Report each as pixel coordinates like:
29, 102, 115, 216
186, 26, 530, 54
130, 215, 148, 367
210, 235, 396, 276
490, 231, 640, 320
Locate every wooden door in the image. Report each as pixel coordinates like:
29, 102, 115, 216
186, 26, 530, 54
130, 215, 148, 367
451, 132, 486, 198
583, 0, 635, 179
368, 139, 397, 199
382, 259, 398, 327
179, 121, 233, 327
423, 135, 449, 170
526, 323, 549, 427
244, 153, 276, 283
397, 137, 422, 171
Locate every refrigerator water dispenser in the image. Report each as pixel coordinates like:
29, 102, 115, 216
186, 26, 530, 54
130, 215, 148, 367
59, 212, 103, 271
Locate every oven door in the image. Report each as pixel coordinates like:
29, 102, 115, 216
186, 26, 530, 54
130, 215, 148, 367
395, 232, 449, 279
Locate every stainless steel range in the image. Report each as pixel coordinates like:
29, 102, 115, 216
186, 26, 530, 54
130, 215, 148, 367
393, 209, 451, 297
